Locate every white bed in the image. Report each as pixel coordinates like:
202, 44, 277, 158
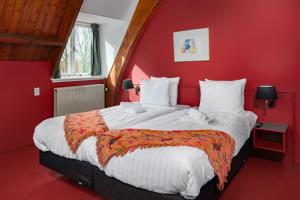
101, 109, 257, 199
34, 76, 256, 199
33, 104, 189, 166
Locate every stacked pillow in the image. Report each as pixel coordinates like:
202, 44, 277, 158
140, 77, 180, 106
139, 76, 246, 112
151, 76, 180, 106
199, 78, 246, 113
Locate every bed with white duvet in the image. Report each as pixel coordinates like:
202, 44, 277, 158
34, 104, 189, 166
100, 109, 257, 199
34, 77, 255, 199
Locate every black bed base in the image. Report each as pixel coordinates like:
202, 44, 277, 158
40, 138, 252, 200
40, 151, 93, 187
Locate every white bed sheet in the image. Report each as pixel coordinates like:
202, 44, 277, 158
103, 109, 257, 199
33, 104, 189, 168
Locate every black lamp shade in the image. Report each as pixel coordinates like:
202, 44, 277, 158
256, 86, 278, 100
122, 79, 134, 90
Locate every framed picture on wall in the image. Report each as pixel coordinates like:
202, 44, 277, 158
173, 28, 209, 62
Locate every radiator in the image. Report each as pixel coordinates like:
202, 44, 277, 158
54, 84, 105, 117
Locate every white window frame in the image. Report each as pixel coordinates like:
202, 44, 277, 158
61, 22, 93, 77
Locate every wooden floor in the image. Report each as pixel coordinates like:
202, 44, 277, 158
0, 145, 299, 200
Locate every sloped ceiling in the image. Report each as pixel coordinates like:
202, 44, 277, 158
81, 0, 134, 20
106, 0, 160, 106
0, 0, 83, 66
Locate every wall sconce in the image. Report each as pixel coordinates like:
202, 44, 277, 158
255, 85, 278, 127
122, 79, 140, 95
256, 85, 278, 108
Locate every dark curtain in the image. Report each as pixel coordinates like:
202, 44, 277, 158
52, 65, 61, 79
91, 23, 101, 76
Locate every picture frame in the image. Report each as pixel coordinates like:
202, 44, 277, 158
173, 28, 210, 62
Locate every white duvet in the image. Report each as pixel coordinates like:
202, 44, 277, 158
34, 104, 188, 167
103, 109, 257, 199
34, 107, 256, 199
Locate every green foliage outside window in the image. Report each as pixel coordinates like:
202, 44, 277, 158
60, 24, 92, 75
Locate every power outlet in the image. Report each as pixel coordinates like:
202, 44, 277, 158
34, 87, 40, 96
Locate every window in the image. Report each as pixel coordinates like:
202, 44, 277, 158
60, 23, 93, 76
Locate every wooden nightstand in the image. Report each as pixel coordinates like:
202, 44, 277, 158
253, 122, 288, 160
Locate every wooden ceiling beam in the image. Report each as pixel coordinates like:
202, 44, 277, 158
0, 0, 83, 62
31, 36, 64, 47
0, 33, 29, 45
0, 33, 64, 47
105, 0, 160, 107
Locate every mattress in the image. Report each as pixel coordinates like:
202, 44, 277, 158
33, 104, 189, 168
102, 109, 257, 199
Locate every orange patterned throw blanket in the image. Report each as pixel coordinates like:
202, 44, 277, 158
64, 110, 109, 153
97, 129, 235, 190
64, 112, 235, 190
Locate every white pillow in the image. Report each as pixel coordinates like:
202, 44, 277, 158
151, 76, 180, 106
199, 80, 244, 113
205, 78, 246, 107
140, 79, 170, 106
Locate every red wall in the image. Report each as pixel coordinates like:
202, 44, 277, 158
0, 61, 103, 152
120, 0, 300, 162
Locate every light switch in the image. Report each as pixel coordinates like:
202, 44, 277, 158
34, 87, 40, 96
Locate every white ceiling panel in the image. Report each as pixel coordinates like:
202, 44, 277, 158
81, 0, 134, 20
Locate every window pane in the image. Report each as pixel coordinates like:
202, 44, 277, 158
74, 25, 92, 74
60, 38, 71, 74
